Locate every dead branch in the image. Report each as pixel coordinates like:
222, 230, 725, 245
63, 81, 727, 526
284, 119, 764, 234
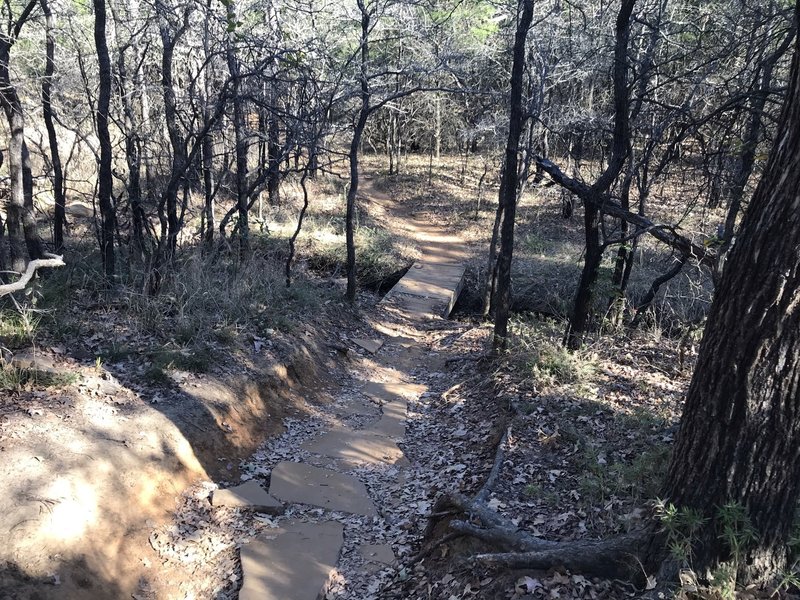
431, 482, 650, 583
0, 255, 65, 297
475, 426, 510, 503
466, 531, 648, 579
536, 157, 714, 268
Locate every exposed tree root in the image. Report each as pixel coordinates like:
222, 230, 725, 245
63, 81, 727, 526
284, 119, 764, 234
475, 427, 509, 504
432, 491, 651, 583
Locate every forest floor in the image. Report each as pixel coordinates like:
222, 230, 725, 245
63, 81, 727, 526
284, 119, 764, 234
3, 155, 787, 599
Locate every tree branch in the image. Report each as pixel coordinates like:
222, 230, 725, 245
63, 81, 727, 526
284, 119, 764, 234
536, 157, 714, 267
0, 255, 65, 297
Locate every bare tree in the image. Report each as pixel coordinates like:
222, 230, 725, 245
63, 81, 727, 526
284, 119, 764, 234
94, 0, 115, 281
0, 0, 44, 272
492, 0, 535, 350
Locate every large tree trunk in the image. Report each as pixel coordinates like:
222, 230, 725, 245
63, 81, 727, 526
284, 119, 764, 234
660, 9, 800, 582
94, 0, 115, 281
492, 0, 534, 350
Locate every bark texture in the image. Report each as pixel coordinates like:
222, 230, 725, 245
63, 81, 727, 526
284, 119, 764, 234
0, 0, 43, 272
94, 0, 115, 280
661, 7, 800, 582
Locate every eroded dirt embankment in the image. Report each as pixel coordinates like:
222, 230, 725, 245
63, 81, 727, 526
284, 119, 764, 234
0, 330, 338, 600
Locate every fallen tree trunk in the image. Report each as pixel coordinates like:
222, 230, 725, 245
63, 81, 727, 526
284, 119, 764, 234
0, 254, 64, 297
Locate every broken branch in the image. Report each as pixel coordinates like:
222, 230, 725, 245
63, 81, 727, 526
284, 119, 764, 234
0, 254, 65, 297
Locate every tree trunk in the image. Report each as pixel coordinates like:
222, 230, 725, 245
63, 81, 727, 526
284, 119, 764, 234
564, 204, 602, 350
41, 0, 65, 254
94, 0, 115, 281
0, 2, 43, 272
434, 94, 441, 160
482, 201, 503, 318
267, 90, 280, 205
117, 47, 146, 262
0, 150, 6, 273
607, 158, 636, 326
492, 0, 534, 350
563, 0, 635, 350
201, 128, 215, 250
346, 0, 371, 303
20, 141, 42, 262
225, 4, 249, 255
660, 12, 800, 583
156, 3, 189, 262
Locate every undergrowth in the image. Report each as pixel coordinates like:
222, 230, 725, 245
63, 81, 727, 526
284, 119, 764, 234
0, 365, 79, 391
509, 316, 597, 387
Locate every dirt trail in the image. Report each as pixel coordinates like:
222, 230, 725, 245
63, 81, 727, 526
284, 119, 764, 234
0, 171, 487, 600
162, 174, 489, 599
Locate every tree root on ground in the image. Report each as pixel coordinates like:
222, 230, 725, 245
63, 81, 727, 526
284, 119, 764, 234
429, 492, 650, 583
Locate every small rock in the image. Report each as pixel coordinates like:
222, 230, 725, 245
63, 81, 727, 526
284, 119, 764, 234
359, 543, 396, 566
211, 481, 284, 515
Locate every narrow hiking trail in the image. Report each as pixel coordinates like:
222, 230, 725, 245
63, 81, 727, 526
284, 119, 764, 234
150, 177, 506, 599
228, 180, 473, 599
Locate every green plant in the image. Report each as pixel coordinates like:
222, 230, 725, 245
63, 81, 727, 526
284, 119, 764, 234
144, 364, 171, 385
151, 345, 213, 374
612, 446, 671, 501
0, 309, 42, 348
521, 483, 559, 504
510, 317, 597, 387
655, 500, 708, 564
533, 340, 595, 386
711, 502, 758, 598
773, 563, 800, 598
213, 323, 239, 346
102, 341, 136, 362
521, 233, 547, 255
788, 519, 800, 559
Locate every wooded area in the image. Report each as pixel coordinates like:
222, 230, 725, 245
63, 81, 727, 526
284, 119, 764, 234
1, 0, 799, 597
